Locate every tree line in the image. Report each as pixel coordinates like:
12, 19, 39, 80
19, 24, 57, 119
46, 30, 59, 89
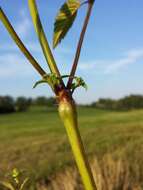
0, 96, 56, 114
1, 94, 143, 114
91, 95, 143, 110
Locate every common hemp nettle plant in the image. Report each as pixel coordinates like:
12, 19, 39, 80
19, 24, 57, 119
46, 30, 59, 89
0, 0, 97, 189
0, 168, 29, 190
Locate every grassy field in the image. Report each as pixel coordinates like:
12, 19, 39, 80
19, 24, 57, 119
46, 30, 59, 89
0, 106, 143, 189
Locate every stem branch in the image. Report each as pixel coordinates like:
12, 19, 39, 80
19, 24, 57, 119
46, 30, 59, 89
67, 2, 94, 89
28, 0, 61, 79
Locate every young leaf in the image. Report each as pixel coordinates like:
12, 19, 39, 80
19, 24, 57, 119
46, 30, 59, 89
53, 0, 80, 48
12, 168, 19, 179
33, 73, 60, 91
33, 74, 54, 89
33, 79, 49, 89
71, 77, 87, 93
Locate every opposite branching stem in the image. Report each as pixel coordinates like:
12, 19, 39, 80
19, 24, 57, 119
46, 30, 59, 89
67, 2, 94, 89
28, 0, 61, 78
0, 8, 46, 77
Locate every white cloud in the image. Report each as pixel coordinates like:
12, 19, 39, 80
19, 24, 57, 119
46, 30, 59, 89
1, 47, 143, 79
79, 62, 95, 70
1, 42, 72, 57
54, 46, 72, 54
105, 49, 143, 74
0, 43, 72, 77
79, 60, 105, 71
0, 53, 35, 78
79, 48, 143, 74
15, 9, 31, 38
1, 42, 42, 54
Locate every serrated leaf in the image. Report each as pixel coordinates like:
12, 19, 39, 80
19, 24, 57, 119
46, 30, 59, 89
53, 0, 80, 48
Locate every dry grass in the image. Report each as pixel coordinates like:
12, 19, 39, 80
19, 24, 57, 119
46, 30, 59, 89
37, 154, 142, 190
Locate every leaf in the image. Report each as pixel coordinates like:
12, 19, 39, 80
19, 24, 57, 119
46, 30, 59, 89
19, 178, 29, 190
33, 74, 60, 90
12, 168, 19, 178
33, 79, 49, 89
71, 77, 87, 92
53, 0, 80, 48
0, 181, 15, 190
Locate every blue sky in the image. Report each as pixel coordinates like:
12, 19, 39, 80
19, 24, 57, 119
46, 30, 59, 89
0, 0, 143, 103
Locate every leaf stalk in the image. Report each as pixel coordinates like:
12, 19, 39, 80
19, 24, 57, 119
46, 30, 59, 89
67, 2, 94, 89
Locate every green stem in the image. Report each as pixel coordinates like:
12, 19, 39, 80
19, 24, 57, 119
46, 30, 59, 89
58, 95, 97, 190
0, 7, 46, 77
28, 0, 61, 78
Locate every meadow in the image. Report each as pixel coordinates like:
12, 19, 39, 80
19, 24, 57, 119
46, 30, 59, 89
0, 106, 143, 189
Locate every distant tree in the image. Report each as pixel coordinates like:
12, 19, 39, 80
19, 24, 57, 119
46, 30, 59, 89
15, 97, 30, 112
0, 96, 15, 113
34, 96, 56, 107
34, 96, 47, 106
93, 95, 143, 111
119, 95, 143, 110
27, 98, 32, 106
46, 97, 56, 107
92, 98, 116, 110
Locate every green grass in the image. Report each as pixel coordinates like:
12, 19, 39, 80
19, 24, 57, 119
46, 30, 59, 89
0, 107, 143, 185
